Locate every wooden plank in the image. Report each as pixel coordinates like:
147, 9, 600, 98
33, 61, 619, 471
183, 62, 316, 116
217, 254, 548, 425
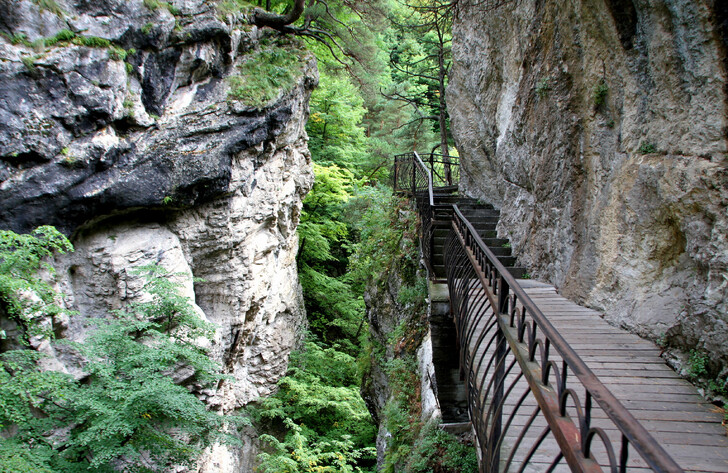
453, 278, 728, 472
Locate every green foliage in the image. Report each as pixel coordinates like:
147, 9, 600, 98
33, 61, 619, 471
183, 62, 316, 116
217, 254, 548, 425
144, 0, 163, 11
687, 349, 709, 378
21, 55, 38, 74
142, 0, 180, 14
31, 0, 64, 16
3, 32, 30, 46
78, 35, 111, 48
251, 340, 376, 472
228, 40, 306, 107
639, 142, 657, 154
385, 0, 454, 154
62, 294, 229, 470
397, 276, 427, 308
108, 45, 127, 60
43, 29, 75, 46
535, 76, 551, 98
380, 356, 419, 473
378, 344, 476, 473
298, 163, 365, 348
403, 422, 478, 473
142, 22, 154, 34
308, 72, 369, 173
216, 0, 255, 18
347, 186, 419, 293
0, 350, 75, 433
593, 78, 608, 108
0, 231, 238, 471
0, 226, 73, 342
0, 438, 54, 473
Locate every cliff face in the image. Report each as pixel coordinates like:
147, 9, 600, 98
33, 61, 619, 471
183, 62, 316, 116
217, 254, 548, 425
448, 0, 728, 373
0, 0, 316, 470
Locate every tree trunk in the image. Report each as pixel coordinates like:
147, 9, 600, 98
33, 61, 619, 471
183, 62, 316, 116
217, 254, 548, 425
253, 0, 305, 30
437, 33, 451, 184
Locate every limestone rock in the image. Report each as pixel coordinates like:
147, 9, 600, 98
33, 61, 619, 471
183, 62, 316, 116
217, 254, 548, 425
0, 0, 316, 469
447, 0, 728, 370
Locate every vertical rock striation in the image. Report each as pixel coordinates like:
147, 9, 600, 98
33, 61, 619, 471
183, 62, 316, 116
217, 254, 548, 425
447, 0, 728, 374
0, 0, 316, 469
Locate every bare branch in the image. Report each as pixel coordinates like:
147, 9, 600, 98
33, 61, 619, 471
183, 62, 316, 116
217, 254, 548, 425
252, 0, 306, 29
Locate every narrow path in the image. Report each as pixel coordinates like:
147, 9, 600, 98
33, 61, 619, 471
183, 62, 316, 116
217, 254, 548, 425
463, 278, 728, 472
396, 154, 727, 471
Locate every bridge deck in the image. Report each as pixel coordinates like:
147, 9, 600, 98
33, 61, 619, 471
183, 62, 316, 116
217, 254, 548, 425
460, 278, 728, 472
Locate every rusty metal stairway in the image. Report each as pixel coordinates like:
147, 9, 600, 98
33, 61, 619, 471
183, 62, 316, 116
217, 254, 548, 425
393, 151, 728, 472
429, 194, 527, 423
429, 194, 526, 281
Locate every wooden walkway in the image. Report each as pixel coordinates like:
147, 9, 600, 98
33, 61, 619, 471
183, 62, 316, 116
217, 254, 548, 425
457, 279, 728, 472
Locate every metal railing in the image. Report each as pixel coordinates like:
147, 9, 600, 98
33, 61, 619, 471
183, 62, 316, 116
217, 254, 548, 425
393, 152, 456, 278
393, 151, 459, 193
393, 152, 683, 472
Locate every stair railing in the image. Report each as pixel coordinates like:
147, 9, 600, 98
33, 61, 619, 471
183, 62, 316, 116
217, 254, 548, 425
413, 151, 435, 276
424, 152, 460, 188
394, 151, 682, 472
443, 205, 683, 473
393, 151, 460, 279
393, 152, 460, 194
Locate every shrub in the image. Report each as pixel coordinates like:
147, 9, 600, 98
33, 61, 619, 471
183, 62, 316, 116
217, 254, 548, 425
32, 0, 64, 16
638, 142, 657, 154
228, 42, 306, 107
78, 35, 112, 48
251, 339, 376, 472
0, 226, 73, 342
593, 78, 608, 108
21, 56, 38, 75
43, 29, 75, 46
535, 76, 551, 98
0, 229, 239, 471
4, 32, 31, 46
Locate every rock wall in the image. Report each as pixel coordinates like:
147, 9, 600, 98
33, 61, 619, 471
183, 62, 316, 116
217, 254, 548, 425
0, 0, 316, 470
362, 268, 439, 468
360, 204, 440, 469
447, 0, 728, 375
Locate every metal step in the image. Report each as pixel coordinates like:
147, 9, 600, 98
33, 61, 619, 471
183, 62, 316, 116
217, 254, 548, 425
432, 240, 510, 256
433, 263, 525, 280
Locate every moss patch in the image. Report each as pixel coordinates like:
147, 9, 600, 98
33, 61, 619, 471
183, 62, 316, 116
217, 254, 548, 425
227, 39, 307, 108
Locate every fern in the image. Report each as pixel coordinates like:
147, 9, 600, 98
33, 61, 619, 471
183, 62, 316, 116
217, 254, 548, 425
0, 230, 240, 472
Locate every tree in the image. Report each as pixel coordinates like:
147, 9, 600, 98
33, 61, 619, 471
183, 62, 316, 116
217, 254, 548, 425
385, 0, 455, 156
0, 229, 238, 472
0, 226, 73, 345
251, 0, 388, 67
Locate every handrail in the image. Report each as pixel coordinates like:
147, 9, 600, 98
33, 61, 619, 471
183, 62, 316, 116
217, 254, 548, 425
413, 151, 435, 208
449, 205, 683, 472
393, 151, 684, 472
392, 152, 459, 194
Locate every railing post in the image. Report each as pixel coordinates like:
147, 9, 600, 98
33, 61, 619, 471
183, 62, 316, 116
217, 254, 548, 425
489, 327, 506, 471
411, 153, 416, 196
393, 156, 398, 191
489, 275, 509, 471
429, 152, 434, 181
497, 276, 509, 315
445, 154, 452, 186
